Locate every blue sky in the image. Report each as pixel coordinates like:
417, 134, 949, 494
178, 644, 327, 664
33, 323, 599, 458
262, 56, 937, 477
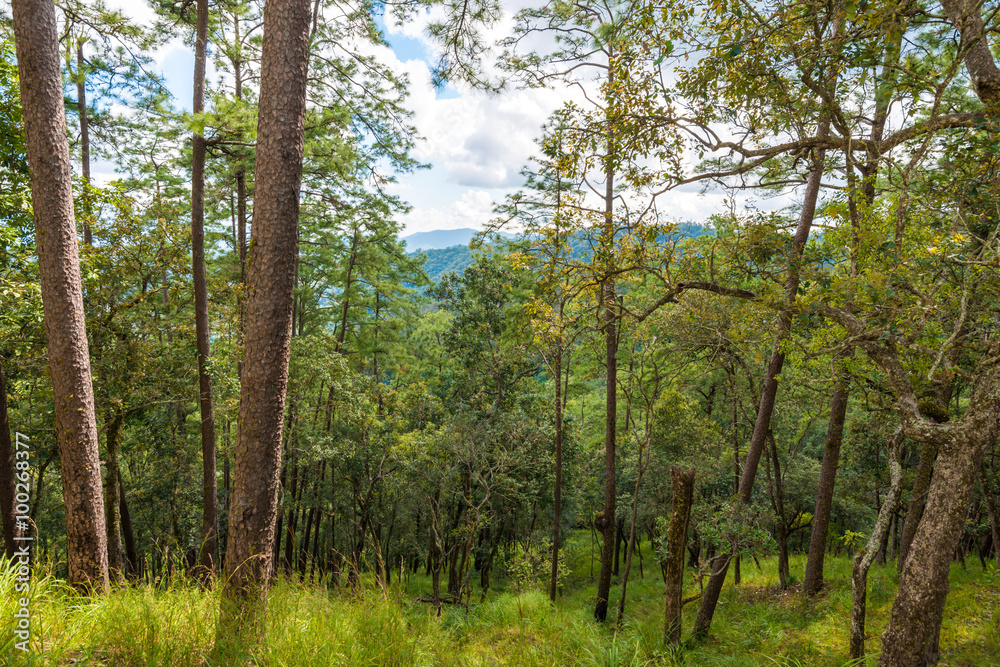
95, 0, 559, 236
95, 0, 742, 236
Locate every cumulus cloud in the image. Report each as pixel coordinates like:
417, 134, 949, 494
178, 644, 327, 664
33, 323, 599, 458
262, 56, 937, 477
401, 189, 498, 232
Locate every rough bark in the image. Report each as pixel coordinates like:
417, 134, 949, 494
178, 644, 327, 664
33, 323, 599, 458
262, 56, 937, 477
12, 0, 109, 591
663, 467, 695, 645
190, 0, 218, 578
0, 360, 19, 558
219, 0, 312, 644
850, 429, 904, 661
804, 358, 850, 595
939, 0, 1000, 105
878, 434, 996, 666
898, 441, 938, 571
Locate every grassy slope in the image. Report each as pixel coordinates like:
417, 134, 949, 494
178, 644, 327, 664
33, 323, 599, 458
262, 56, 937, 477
3, 534, 999, 666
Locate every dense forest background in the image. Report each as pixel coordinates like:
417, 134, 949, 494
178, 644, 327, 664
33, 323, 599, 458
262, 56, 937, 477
2, 0, 1000, 664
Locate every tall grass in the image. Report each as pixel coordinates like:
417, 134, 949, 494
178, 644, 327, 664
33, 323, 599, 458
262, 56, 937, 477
2, 543, 998, 666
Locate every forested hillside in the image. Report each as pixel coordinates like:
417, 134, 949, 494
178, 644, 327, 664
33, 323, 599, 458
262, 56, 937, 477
1, 0, 1000, 665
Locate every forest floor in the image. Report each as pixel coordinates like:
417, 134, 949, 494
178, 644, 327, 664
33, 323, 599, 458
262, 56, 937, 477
3, 532, 1000, 666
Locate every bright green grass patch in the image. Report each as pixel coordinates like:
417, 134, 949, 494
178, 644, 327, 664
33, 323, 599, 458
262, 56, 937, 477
2, 545, 998, 666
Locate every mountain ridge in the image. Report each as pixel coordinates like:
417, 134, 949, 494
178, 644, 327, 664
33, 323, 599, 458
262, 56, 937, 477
401, 227, 515, 251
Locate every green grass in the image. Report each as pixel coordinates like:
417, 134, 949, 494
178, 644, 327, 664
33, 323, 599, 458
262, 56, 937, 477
2, 538, 999, 666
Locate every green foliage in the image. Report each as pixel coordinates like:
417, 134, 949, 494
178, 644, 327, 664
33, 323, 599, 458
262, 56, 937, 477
697, 500, 776, 560
5, 552, 999, 665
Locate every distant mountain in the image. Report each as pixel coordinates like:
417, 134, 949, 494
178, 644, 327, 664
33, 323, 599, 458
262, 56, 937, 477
409, 222, 713, 283
402, 228, 515, 251
414, 244, 477, 283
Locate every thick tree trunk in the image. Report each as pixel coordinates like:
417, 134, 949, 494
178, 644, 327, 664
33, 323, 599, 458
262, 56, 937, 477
898, 441, 938, 571
850, 429, 904, 661
190, 0, 218, 578
664, 467, 695, 645
879, 436, 994, 666
219, 0, 312, 644
12, 0, 109, 591
0, 360, 19, 558
804, 358, 850, 595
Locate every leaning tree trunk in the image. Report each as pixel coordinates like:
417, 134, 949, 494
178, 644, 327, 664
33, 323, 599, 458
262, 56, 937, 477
664, 467, 695, 645
190, 0, 219, 578
850, 429, 903, 661
11, 0, 109, 591
693, 123, 826, 636
219, 0, 312, 646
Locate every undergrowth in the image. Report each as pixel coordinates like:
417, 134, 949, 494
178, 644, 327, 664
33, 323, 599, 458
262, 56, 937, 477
2, 538, 998, 666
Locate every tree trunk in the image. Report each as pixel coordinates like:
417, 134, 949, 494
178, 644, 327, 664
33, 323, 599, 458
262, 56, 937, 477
12, 0, 108, 591
219, 0, 312, 644
75, 38, 93, 246
851, 429, 904, 661
664, 467, 695, 645
878, 434, 995, 666
190, 0, 218, 579
594, 48, 618, 623
804, 356, 850, 595
0, 360, 19, 558
980, 463, 1000, 569
309, 461, 326, 581
119, 472, 137, 578
233, 20, 249, 382
549, 346, 563, 601
693, 104, 830, 637
616, 443, 651, 625
104, 413, 126, 580
284, 460, 300, 574
766, 432, 790, 589
298, 464, 319, 578
898, 441, 938, 572
613, 515, 623, 576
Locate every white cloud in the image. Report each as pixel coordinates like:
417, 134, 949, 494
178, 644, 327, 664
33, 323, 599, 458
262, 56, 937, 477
401, 188, 500, 233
